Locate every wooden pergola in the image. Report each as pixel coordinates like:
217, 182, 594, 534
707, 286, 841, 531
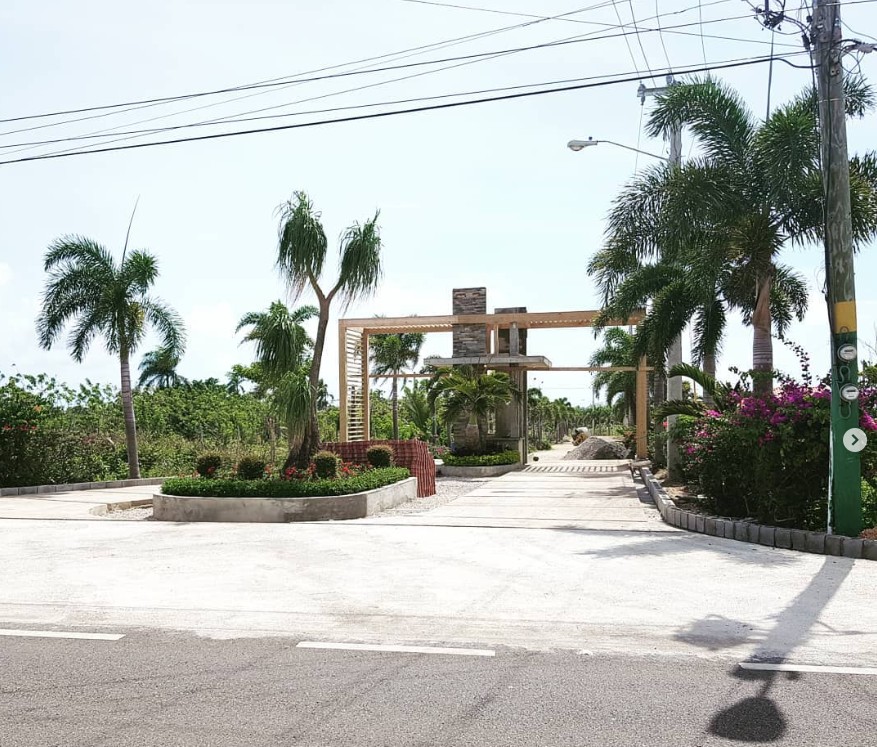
338, 309, 650, 457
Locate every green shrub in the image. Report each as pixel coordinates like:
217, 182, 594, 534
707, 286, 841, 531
161, 467, 410, 498
366, 445, 395, 468
236, 456, 267, 480
313, 450, 339, 479
444, 450, 519, 467
195, 453, 223, 478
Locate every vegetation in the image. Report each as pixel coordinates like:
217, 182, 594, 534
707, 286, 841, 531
428, 366, 518, 453
195, 453, 222, 478
312, 450, 340, 478
591, 77, 877, 395
37, 232, 186, 478
275, 191, 384, 466
366, 444, 395, 468
671, 359, 877, 534
370, 332, 425, 440
443, 451, 519, 467
161, 468, 410, 498
590, 329, 638, 424
138, 346, 187, 389
235, 456, 267, 480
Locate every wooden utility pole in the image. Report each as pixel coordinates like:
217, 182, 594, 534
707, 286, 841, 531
812, 0, 863, 536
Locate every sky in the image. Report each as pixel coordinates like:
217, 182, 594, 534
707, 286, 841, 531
2, 0, 877, 407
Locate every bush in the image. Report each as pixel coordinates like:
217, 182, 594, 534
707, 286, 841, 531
675, 379, 877, 532
366, 445, 395, 468
236, 456, 267, 480
443, 450, 519, 467
313, 450, 339, 479
196, 453, 223, 478
161, 467, 410, 498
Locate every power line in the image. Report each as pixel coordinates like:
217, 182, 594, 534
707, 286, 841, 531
2, 8, 798, 157
655, 0, 675, 70
626, 0, 658, 79
0, 2, 752, 142
0, 54, 811, 168
611, 0, 645, 74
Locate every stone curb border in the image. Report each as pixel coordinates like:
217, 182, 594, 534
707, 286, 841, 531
438, 463, 522, 478
638, 467, 877, 562
0, 477, 167, 497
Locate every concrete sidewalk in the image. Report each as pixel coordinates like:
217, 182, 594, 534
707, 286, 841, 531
0, 484, 154, 520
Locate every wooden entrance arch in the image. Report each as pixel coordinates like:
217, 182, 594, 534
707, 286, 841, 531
338, 307, 648, 458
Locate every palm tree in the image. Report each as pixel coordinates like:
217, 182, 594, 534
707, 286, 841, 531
276, 191, 383, 466
590, 328, 638, 425
401, 380, 433, 439
600, 77, 877, 394
370, 332, 425, 440
37, 235, 185, 478
236, 301, 317, 448
138, 346, 187, 389
428, 366, 518, 453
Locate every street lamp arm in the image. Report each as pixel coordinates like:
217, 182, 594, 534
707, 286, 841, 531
567, 138, 668, 162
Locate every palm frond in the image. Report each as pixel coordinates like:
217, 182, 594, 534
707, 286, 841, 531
333, 211, 383, 310
276, 191, 328, 300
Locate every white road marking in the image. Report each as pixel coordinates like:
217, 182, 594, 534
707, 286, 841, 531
740, 662, 877, 676
0, 628, 124, 641
297, 641, 495, 657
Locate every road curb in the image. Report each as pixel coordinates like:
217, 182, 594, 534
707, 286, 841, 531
639, 467, 875, 561
0, 478, 167, 497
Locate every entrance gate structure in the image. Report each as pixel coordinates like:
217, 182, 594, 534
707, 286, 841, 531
338, 288, 647, 458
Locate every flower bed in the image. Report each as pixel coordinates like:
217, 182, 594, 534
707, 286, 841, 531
443, 451, 519, 467
161, 467, 410, 498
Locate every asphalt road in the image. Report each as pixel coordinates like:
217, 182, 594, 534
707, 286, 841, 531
1, 631, 874, 746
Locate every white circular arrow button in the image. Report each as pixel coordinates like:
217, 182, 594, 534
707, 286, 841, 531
843, 427, 867, 453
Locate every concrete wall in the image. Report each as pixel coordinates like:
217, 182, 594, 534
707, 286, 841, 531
153, 478, 417, 523
0, 477, 166, 497
452, 287, 487, 357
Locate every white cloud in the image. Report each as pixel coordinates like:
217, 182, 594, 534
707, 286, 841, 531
0, 263, 11, 286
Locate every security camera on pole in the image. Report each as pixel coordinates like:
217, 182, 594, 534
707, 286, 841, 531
812, 0, 864, 536
638, 75, 683, 479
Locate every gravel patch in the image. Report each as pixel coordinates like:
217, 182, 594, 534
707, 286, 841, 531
374, 476, 489, 516
101, 506, 154, 520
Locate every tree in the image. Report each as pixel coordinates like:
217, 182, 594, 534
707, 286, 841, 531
428, 366, 518, 453
138, 346, 187, 389
401, 380, 433, 439
236, 301, 317, 450
370, 332, 425, 440
37, 235, 185, 478
590, 328, 638, 425
598, 77, 877, 394
276, 191, 383, 466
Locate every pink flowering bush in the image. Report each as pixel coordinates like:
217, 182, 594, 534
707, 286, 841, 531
675, 377, 877, 531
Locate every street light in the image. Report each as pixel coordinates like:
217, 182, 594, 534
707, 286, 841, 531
567, 137, 668, 162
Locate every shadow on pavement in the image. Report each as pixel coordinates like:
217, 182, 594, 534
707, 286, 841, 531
556, 530, 801, 566
699, 557, 854, 742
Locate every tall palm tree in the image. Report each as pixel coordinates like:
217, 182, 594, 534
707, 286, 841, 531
138, 346, 187, 389
428, 366, 518, 453
37, 235, 185, 478
236, 301, 317, 447
401, 380, 433, 440
370, 332, 425, 440
276, 191, 383, 466
590, 328, 638, 425
600, 77, 877, 394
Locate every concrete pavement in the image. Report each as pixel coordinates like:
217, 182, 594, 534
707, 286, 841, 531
0, 483, 155, 519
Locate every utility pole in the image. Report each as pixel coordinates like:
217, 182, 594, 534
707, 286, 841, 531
638, 75, 683, 479
812, 0, 864, 536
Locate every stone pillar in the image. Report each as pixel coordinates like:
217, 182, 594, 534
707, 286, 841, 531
451, 288, 487, 450
495, 306, 528, 462
452, 287, 487, 357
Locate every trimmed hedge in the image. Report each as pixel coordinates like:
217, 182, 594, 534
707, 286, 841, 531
366, 444, 395, 468
443, 450, 519, 467
161, 467, 410, 498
